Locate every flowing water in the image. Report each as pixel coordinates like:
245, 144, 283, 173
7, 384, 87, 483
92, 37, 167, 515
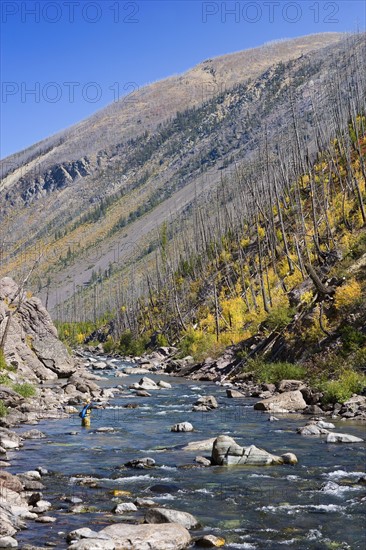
8, 357, 366, 549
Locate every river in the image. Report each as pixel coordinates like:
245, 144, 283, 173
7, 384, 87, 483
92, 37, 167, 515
8, 357, 366, 549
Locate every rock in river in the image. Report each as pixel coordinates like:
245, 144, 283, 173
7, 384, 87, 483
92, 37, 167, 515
145, 507, 199, 529
171, 422, 194, 432
326, 432, 364, 443
192, 395, 218, 412
254, 390, 307, 413
211, 435, 297, 466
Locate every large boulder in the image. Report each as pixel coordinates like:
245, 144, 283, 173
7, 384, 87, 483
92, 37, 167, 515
0, 277, 75, 381
99, 523, 191, 550
145, 507, 199, 529
254, 390, 307, 413
0, 428, 22, 450
211, 435, 296, 466
192, 396, 218, 412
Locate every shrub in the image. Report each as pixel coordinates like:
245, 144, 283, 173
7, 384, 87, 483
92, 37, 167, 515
265, 306, 295, 331
0, 349, 8, 371
246, 358, 306, 384
103, 338, 116, 354
179, 327, 224, 361
334, 279, 362, 311
0, 373, 12, 386
340, 326, 366, 352
0, 400, 8, 417
321, 369, 366, 404
13, 383, 36, 398
118, 331, 150, 356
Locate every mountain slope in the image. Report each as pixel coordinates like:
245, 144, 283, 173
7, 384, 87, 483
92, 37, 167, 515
0, 32, 363, 321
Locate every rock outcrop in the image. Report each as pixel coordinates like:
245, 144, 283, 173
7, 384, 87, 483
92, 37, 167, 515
0, 277, 75, 381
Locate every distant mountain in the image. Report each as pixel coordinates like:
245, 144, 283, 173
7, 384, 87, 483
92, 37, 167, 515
0, 32, 363, 321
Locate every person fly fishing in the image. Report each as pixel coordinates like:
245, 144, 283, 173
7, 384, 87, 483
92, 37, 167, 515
79, 397, 93, 427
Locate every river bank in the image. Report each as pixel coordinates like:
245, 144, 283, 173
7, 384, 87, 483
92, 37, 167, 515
1, 351, 366, 549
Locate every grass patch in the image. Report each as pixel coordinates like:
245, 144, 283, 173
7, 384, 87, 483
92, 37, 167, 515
0, 400, 8, 417
318, 368, 366, 404
245, 358, 306, 384
12, 383, 36, 398
0, 349, 7, 370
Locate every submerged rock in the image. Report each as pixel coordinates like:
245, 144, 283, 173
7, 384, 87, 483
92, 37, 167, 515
326, 433, 364, 443
113, 503, 138, 514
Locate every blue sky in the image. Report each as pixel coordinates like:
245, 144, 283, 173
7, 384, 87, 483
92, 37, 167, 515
1, 0, 365, 159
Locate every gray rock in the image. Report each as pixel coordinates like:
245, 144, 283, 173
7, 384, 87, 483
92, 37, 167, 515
281, 453, 298, 464
19, 430, 45, 439
158, 381, 171, 389
326, 433, 364, 443
135, 390, 151, 397
211, 435, 293, 466
254, 390, 307, 413
145, 507, 199, 529
67, 528, 111, 542
124, 457, 156, 469
35, 516, 56, 523
113, 503, 138, 513
171, 422, 194, 432
192, 395, 218, 412
226, 389, 246, 398
134, 498, 156, 507
195, 456, 211, 466
99, 523, 191, 550
297, 422, 330, 436
138, 377, 159, 390
277, 380, 306, 393
92, 362, 108, 370
182, 438, 216, 452
0, 537, 18, 548
0, 428, 22, 450
0, 471, 23, 492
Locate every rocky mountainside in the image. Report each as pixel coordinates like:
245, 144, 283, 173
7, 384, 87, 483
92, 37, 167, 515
0, 32, 357, 320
